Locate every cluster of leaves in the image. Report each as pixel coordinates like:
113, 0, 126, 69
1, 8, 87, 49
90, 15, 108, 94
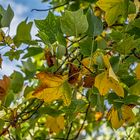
0, 0, 140, 139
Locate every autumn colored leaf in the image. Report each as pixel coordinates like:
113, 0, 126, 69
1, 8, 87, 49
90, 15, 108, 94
81, 57, 93, 75
68, 64, 80, 84
95, 112, 103, 121
46, 115, 64, 133
82, 75, 95, 88
107, 105, 135, 129
0, 30, 5, 42
45, 49, 56, 67
94, 55, 124, 97
135, 63, 140, 80
95, 71, 124, 97
0, 75, 10, 100
32, 72, 71, 106
96, 0, 128, 26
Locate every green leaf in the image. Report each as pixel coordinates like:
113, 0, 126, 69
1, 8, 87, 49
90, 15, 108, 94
87, 8, 103, 37
22, 47, 43, 59
22, 58, 36, 72
97, 0, 129, 26
128, 1, 136, 14
96, 36, 107, 50
0, 5, 14, 27
62, 81, 72, 106
10, 71, 24, 93
80, 37, 96, 56
39, 107, 63, 117
4, 50, 23, 60
35, 12, 59, 44
129, 81, 140, 95
110, 30, 123, 42
0, 119, 4, 131
56, 45, 66, 59
22, 58, 36, 79
14, 20, 33, 46
116, 35, 140, 55
4, 90, 14, 107
61, 9, 88, 37
124, 95, 140, 105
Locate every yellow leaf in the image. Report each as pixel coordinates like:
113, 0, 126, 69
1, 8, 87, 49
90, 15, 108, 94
107, 105, 135, 129
135, 63, 140, 80
95, 112, 103, 121
46, 115, 64, 133
0, 75, 10, 100
108, 67, 119, 82
108, 77, 124, 97
95, 71, 124, 97
95, 72, 110, 96
0, 30, 5, 42
103, 55, 119, 81
96, 0, 128, 26
81, 57, 93, 75
32, 72, 71, 106
102, 55, 111, 68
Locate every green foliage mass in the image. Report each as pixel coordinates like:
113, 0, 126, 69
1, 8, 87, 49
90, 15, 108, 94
0, 0, 140, 139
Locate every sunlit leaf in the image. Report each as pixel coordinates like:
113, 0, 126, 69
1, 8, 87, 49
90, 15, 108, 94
95, 71, 124, 97
107, 105, 135, 129
135, 63, 140, 80
96, 0, 129, 26
61, 9, 88, 37
32, 72, 71, 106
46, 115, 64, 133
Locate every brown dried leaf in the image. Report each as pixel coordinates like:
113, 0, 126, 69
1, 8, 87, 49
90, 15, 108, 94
0, 75, 10, 100
83, 75, 95, 88
45, 49, 56, 67
68, 64, 80, 84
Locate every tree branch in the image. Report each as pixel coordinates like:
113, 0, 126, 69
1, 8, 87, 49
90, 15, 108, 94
73, 104, 90, 140
66, 122, 73, 140
31, 2, 68, 12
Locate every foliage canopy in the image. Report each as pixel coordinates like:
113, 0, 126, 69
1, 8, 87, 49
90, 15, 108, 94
0, 0, 140, 139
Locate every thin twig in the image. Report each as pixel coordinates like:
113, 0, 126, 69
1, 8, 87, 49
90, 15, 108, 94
66, 122, 73, 140
20, 101, 44, 123
76, 58, 95, 74
55, 35, 87, 73
73, 104, 90, 140
31, 2, 68, 12
0, 124, 10, 137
